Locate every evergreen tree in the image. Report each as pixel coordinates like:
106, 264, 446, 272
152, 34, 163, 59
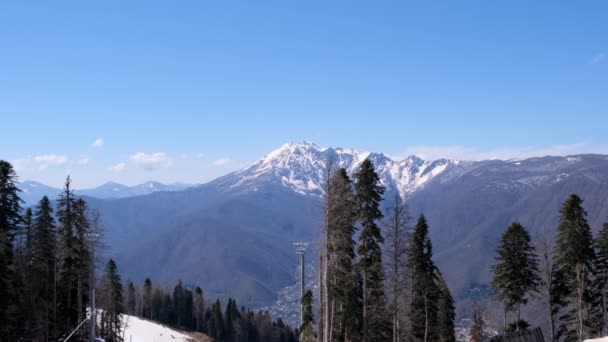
491, 222, 540, 331
554, 195, 597, 341
594, 222, 608, 335
31, 196, 58, 340
99, 259, 124, 342
436, 271, 456, 342
409, 214, 440, 342
327, 168, 361, 341
354, 159, 388, 342
56, 175, 80, 332
0, 160, 24, 339
300, 290, 314, 331
193, 286, 205, 332
73, 198, 91, 333
143, 278, 152, 319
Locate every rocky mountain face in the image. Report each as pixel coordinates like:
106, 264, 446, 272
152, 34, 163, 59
41, 143, 608, 318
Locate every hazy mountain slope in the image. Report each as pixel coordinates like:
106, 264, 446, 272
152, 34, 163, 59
18, 180, 194, 206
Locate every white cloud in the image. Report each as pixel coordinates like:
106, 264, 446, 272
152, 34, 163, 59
197, 153, 205, 159
213, 157, 232, 166
78, 156, 90, 166
92, 138, 104, 148
109, 162, 127, 173
11, 158, 33, 172
129, 152, 172, 170
34, 154, 68, 169
592, 52, 605, 64
398, 142, 608, 161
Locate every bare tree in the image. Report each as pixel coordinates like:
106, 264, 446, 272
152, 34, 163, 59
536, 233, 558, 341
318, 156, 336, 342
384, 195, 410, 342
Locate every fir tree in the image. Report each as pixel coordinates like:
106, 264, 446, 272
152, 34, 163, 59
354, 159, 388, 342
31, 196, 58, 340
491, 222, 540, 332
99, 259, 124, 342
0, 160, 24, 339
409, 214, 439, 342
300, 290, 314, 331
327, 168, 360, 341
554, 195, 597, 341
126, 281, 136, 315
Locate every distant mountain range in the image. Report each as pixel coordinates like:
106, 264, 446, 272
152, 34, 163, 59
20, 142, 608, 318
18, 180, 194, 206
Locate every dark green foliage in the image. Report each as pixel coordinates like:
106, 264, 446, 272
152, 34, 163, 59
436, 271, 456, 342
553, 195, 597, 341
491, 222, 540, 331
354, 159, 389, 341
506, 320, 530, 333
300, 290, 314, 331
0, 160, 23, 340
99, 259, 125, 342
30, 196, 57, 340
143, 277, 152, 319
126, 281, 136, 315
409, 214, 440, 341
327, 168, 362, 340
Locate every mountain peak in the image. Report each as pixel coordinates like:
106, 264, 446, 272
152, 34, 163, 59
216, 142, 457, 197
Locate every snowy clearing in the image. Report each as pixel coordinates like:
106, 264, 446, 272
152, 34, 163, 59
121, 314, 198, 342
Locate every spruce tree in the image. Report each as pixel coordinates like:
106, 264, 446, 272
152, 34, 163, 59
0, 160, 24, 339
409, 214, 440, 342
99, 259, 124, 342
491, 222, 540, 331
554, 195, 597, 341
354, 159, 388, 342
31, 196, 58, 340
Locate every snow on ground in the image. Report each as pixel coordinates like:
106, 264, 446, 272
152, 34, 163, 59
121, 314, 195, 342
585, 338, 608, 342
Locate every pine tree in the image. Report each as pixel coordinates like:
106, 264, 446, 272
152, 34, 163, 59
554, 195, 597, 341
409, 214, 440, 342
73, 198, 91, 334
354, 159, 389, 342
31, 196, 58, 340
99, 259, 124, 342
0, 160, 24, 339
491, 222, 540, 332
300, 290, 314, 331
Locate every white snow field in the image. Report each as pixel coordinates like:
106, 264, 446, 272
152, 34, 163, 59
585, 338, 608, 342
121, 314, 196, 342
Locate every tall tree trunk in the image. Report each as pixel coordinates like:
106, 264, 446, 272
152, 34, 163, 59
424, 293, 428, 342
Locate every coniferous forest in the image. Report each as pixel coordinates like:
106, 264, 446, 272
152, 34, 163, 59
2, 155, 608, 342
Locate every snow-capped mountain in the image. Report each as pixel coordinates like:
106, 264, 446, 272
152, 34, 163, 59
214, 141, 462, 198
18, 180, 195, 206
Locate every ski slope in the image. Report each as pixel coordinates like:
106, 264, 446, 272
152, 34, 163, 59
121, 314, 197, 342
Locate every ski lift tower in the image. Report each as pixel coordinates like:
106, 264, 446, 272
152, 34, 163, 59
293, 242, 309, 326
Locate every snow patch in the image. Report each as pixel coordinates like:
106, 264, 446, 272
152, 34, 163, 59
121, 314, 195, 342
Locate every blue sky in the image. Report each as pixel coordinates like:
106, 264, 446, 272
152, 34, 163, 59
1, 1, 607, 187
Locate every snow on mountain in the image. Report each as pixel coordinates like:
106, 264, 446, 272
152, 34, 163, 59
215, 141, 460, 197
